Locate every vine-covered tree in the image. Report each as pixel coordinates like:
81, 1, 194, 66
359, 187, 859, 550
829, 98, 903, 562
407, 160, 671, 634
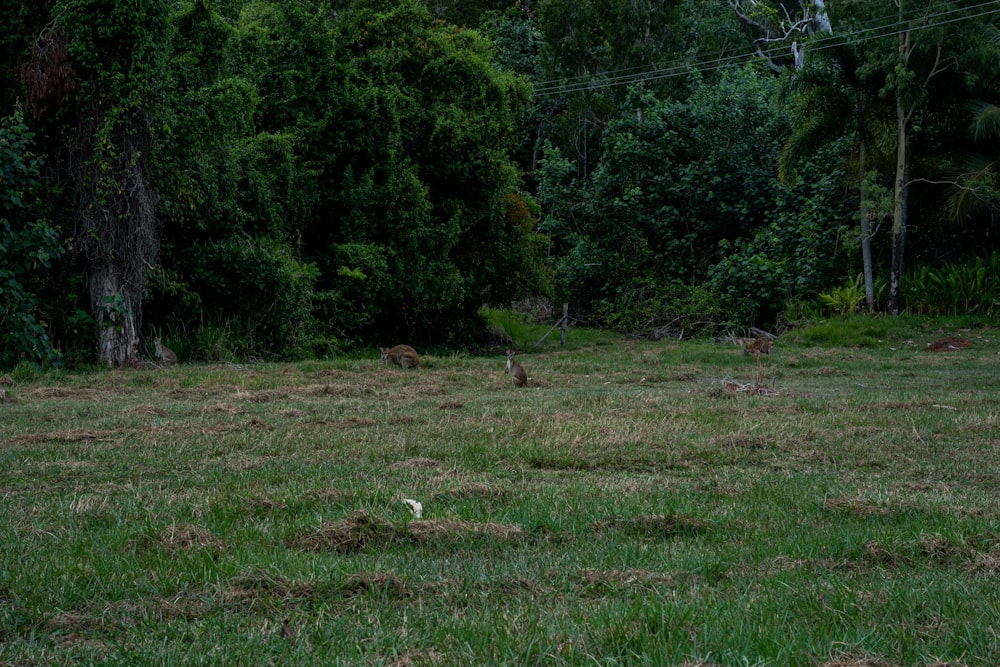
19, 0, 168, 367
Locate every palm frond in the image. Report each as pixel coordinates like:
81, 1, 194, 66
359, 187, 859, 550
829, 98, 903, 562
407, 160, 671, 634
969, 101, 1000, 142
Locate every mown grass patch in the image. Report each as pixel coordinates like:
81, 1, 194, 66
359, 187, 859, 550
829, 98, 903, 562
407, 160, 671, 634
1, 317, 998, 665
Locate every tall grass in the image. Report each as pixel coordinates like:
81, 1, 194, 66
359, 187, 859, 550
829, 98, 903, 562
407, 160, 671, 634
1, 316, 998, 665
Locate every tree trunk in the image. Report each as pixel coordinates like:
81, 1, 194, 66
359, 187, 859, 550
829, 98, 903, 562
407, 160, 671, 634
858, 137, 875, 310
91, 265, 141, 368
889, 21, 911, 316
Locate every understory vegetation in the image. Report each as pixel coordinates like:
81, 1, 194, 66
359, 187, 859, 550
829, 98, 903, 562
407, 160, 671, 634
1, 317, 998, 664
2, 1, 1000, 369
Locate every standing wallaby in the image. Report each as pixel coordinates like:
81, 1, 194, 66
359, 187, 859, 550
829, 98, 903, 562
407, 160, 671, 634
505, 349, 527, 387
381, 344, 420, 369
154, 337, 178, 367
743, 334, 773, 362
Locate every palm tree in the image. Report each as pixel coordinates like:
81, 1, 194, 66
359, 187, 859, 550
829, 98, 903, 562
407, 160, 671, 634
778, 39, 892, 310
948, 100, 1000, 222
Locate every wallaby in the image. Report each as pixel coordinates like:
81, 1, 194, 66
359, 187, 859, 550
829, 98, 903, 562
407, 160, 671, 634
154, 337, 178, 367
743, 334, 773, 361
505, 349, 527, 387
381, 344, 420, 369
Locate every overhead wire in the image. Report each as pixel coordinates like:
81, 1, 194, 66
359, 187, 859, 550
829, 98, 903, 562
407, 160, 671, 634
531, 0, 1000, 97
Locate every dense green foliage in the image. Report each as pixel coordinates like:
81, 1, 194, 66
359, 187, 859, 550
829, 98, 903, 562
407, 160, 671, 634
0, 111, 64, 367
1, 0, 998, 368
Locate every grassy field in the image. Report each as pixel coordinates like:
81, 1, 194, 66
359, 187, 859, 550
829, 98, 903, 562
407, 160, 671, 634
1, 317, 998, 666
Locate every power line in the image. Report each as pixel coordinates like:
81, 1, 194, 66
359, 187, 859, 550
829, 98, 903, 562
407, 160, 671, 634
532, 0, 1000, 98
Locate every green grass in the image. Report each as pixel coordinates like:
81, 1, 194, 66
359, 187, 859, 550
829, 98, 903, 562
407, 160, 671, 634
1, 318, 998, 665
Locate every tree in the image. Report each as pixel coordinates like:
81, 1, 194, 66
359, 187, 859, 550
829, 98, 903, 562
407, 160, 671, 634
0, 109, 64, 369
310, 0, 537, 344
873, 0, 995, 314
778, 39, 894, 310
21, 0, 168, 366
730, 0, 832, 71
537, 67, 798, 328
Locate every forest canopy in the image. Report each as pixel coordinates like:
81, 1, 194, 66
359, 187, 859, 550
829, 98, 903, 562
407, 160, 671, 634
2, 0, 999, 369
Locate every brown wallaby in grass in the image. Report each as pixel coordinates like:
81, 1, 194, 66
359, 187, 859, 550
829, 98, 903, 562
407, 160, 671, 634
381, 344, 420, 369
743, 334, 774, 362
154, 337, 178, 367
505, 349, 527, 387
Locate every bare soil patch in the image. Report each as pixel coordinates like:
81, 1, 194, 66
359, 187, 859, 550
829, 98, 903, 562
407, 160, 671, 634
8, 428, 119, 446
129, 403, 167, 417
290, 513, 524, 554
160, 525, 223, 554
926, 336, 974, 352
390, 457, 439, 469
590, 514, 708, 538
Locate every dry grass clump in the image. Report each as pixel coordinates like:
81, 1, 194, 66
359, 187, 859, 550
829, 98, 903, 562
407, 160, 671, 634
129, 403, 167, 417
290, 513, 401, 553
406, 518, 524, 541
160, 525, 223, 554
10, 428, 117, 445
390, 458, 439, 469
590, 514, 708, 538
823, 495, 892, 518
200, 402, 245, 416
290, 513, 524, 554
577, 568, 677, 586
819, 654, 896, 667
384, 649, 446, 667
432, 482, 508, 501
925, 336, 974, 352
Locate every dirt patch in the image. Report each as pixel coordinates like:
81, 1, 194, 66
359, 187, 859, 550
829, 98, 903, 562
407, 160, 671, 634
309, 487, 351, 502
160, 525, 223, 554
577, 568, 677, 586
405, 382, 448, 397
8, 428, 118, 446
798, 366, 845, 376
314, 369, 352, 380
232, 389, 288, 402
823, 496, 891, 518
302, 383, 371, 397
967, 547, 1000, 575
248, 416, 273, 430
290, 513, 523, 554
432, 482, 508, 501
590, 514, 708, 538
819, 652, 898, 667
389, 415, 422, 425
201, 403, 245, 416
390, 457, 439, 469
926, 336, 974, 352
385, 650, 445, 667
291, 513, 412, 553
407, 518, 524, 541
29, 386, 103, 400
717, 433, 768, 450
129, 404, 167, 417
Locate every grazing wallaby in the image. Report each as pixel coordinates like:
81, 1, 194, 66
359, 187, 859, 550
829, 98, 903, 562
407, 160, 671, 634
505, 349, 527, 387
743, 334, 774, 361
381, 344, 420, 369
154, 337, 178, 367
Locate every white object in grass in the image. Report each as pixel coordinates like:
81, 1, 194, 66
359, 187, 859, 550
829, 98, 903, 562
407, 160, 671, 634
402, 498, 422, 519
